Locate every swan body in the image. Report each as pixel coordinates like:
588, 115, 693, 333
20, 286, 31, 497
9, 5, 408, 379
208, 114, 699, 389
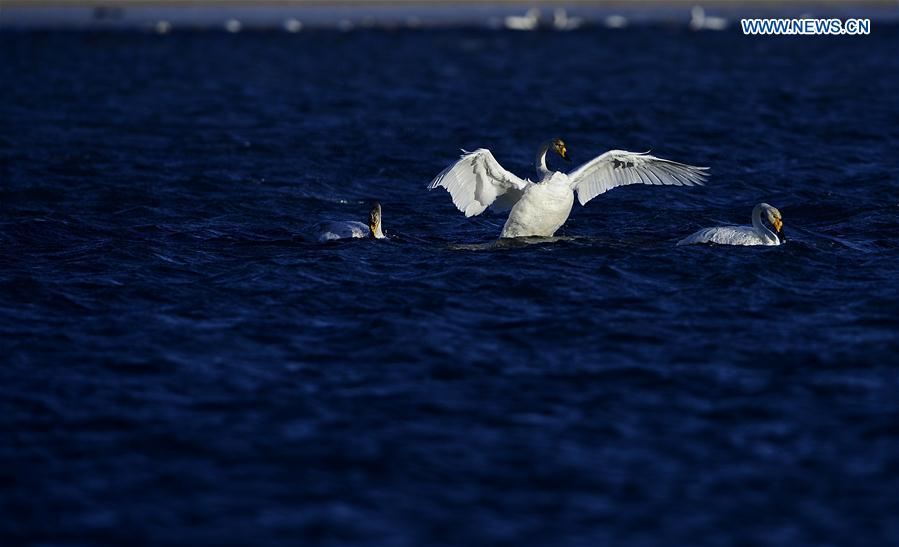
428, 139, 708, 239
678, 203, 784, 246
315, 202, 386, 242
689, 6, 728, 31
553, 9, 583, 31
505, 8, 540, 31
604, 15, 628, 29
317, 221, 371, 242
500, 171, 574, 238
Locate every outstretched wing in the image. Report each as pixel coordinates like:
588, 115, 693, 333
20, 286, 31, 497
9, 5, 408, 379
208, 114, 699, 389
567, 150, 708, 206
427, 149, 530, 217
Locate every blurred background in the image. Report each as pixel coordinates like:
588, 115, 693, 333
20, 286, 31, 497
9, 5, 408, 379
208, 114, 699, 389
3, 0, 898, 31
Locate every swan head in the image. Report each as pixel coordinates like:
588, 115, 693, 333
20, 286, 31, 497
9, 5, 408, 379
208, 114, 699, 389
551, 138, 571, 162
761, 203, 785, 242
369, 202, 386, 239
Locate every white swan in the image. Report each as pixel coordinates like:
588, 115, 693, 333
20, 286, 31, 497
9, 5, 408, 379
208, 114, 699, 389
604, 15, 628, 29
553, 9, 583, 31
427, 139, 708, 238
505, 8, 540, 31
316, 202, 386, 242
689, 6, 728, 31
677, 203, 785, 246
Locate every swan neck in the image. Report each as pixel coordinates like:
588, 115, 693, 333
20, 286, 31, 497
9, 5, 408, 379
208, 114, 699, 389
751, 205, 777, 243
535, 141, 551, 175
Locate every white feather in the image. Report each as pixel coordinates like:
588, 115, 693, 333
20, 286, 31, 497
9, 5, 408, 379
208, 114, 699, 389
428, 142, 708, 239
568, 150, 709, 206
677, 203, 783, 246
427, 149, 530, 218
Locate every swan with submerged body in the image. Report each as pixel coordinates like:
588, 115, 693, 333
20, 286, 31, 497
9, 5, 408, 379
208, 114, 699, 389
428, 138, 709, 238
316, 202, 386, 242
677, 203, 785, 246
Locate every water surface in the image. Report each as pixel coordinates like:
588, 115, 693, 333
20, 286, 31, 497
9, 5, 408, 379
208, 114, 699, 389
2, 26, 899, 546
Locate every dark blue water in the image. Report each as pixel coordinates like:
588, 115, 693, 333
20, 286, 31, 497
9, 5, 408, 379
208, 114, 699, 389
2, 26, 899, 546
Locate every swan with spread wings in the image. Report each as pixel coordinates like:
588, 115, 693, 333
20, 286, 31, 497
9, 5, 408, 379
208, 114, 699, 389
427, 138, 709, 238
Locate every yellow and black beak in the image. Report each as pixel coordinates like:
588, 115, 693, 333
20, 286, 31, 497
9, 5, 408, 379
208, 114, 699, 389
559, 146, 571, 162
773, 217, 786, 242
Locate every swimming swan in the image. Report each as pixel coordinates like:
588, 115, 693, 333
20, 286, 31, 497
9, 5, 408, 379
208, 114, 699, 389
427, 139, 708, 238
677, 203, 785, 246
316, 202, 386, 242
